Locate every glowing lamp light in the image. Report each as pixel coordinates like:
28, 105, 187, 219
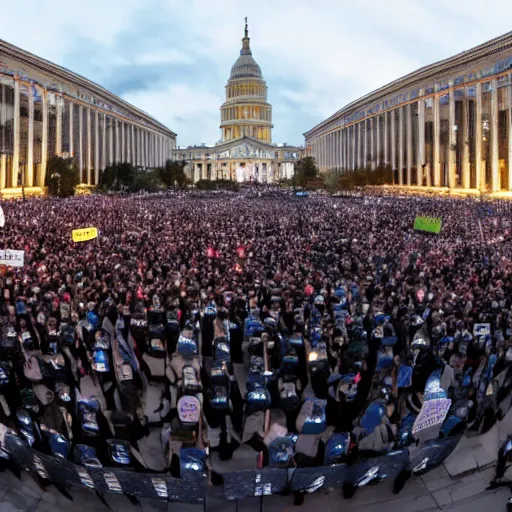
308, 352, 318, 362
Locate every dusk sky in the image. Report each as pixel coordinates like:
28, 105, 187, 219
2, 0, 512, 147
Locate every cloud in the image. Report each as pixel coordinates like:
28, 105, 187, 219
1, 0, 512, 146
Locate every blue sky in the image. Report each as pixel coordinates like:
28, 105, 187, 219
1, 0, 512, 147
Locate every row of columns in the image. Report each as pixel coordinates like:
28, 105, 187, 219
191, 160, 293, 183
1, 78, 175, 189
310, 77, 512, 192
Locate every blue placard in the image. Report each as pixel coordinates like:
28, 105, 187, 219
295, 191, 309, 197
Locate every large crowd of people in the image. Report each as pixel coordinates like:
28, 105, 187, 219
1, 187, 512, 503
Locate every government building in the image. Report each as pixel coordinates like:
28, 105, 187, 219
176, 20, 303, 183
0, 39, 176, 198
304, 31, 512, 195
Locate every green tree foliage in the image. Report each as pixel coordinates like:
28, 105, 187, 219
98, 163, 136, 191
293, 156, 319, 189
195, 179, 239, 191
45, 156, 80, 197
159, 160, 188, 188
324, 165, 394, 191
130, 169, 163, 193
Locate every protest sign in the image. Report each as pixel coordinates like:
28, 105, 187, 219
72, 227, 98, 243
0, 205, 5, 228
0, 249, 24, 267
412, 398, 452, 434
413, 216, 442, 234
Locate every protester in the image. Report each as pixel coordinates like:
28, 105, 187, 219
0, 187, 511, 500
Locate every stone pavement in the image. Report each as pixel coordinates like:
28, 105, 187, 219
0, 462, 510, 512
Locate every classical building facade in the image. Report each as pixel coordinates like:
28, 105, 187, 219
0, 39, 176, 197
304, 32, 512, 194
177, 20, 302, 183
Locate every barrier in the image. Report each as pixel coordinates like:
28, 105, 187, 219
0, 410, 509, 509
0, 427, 207, 506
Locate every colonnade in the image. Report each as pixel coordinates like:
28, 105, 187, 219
309, 73, 512, 192
188, 159, 295, 184
0, 77, 175, 190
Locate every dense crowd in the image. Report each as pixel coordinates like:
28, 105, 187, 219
1, 188, 512, 502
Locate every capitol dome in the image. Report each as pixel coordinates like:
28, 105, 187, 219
220, 20, 273, 143
230, 40, 263, 79
230, 54, 263, 80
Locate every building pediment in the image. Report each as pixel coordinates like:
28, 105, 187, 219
215, 137, 277, 159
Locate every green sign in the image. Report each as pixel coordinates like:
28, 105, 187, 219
414, 216, 442, 234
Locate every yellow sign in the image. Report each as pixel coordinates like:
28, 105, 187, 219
72, 227, 98, 243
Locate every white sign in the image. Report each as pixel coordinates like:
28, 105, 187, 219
177, 396, 200, 423
473, 323, 491, 338
412, 398, 452, 434
0, 249, 24, 267
0, 206, 5, 228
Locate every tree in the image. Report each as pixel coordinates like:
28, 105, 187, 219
46, 156, 79, 197
293, 156, 319, 189
98, 163, 136, 191
159, 160, 188, 188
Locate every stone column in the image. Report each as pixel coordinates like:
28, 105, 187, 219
115, 118, 120, 164
0, 154, 5, 190
462, 98, 470, 189
346, 128, 349, 170
448, 90, 456, 189
55, 94, 63, 157
370, 118, 375, 168
376, 116, 380, 167
352, 126, 356, 170
475, 83, 482, 191
11, 78, 20, 187
102, 113, 107, 170
406, 103, 412, 185
433, 95, 441, 187
319, 137, 322, 171
137, 129, 141, 166
78, 104, 83, 179
491, 79, 499, 192
418, 99, 425, 186
340, 129, 344, 170
0, 85, 6, 189
40, 90, 48, 187
509, 80, 512, 191
398, 107, 404, 186
357, 122, 362, 169
121, 121, 125, 163
318, 137, 322, 171
384, 111, 389, 165
109, 117, 114, 166
130, 124, 137, 165
27, 84, 34, 187
86, 107, 92, 184
69, 101, 74, 156
363, 120, 368, 169
391, 110, 396, 176
94, 110, 100, 183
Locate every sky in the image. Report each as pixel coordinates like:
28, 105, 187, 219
1, 0, 511, 147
